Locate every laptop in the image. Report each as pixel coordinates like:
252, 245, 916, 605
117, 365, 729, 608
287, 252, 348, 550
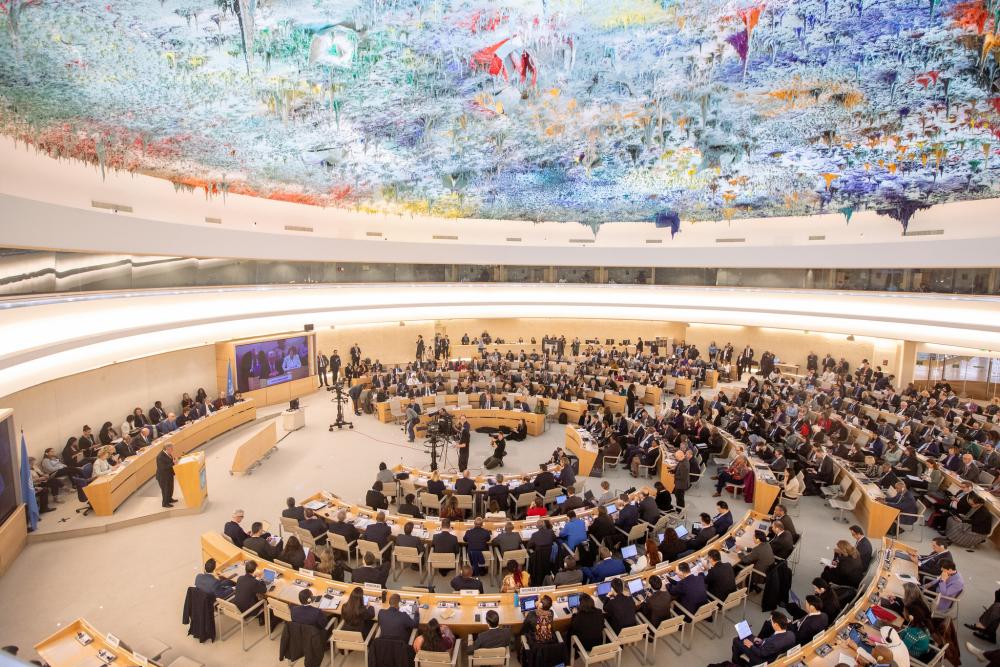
520, 595, 538, 613
261, 569, 278, 585
865, 608, 881, 628
674, 524, 689, 539
596, 581, 612, 598
735, 620, 753, 640
621, 544, 638, 560
555, 495, 567, 505
606, 504, 619, 516
723, 536, 737, 551
627, 578, 646, 597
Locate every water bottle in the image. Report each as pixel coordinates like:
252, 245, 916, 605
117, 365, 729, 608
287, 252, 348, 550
513, 591, 520, 611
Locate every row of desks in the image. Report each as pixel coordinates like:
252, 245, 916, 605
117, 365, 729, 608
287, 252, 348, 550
84, 400, 256, 516
201, 510, 765, 637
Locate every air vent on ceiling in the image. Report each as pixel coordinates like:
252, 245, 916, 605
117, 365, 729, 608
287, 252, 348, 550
808, 235, 825, 241
205, 216, 222, 224
506, 237, 522, 242
284, 225, 314, 232
902, 229, 944, 237
569, 238, 595, 244
715, 237, 745, 243
645, 239, 663, 244
91, 200, 133, 213
432, 235, 458, 240
365, 231, 383, 237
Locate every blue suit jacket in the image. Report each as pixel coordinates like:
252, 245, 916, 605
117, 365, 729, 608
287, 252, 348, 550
584, 558, 627, 584
668, 574, 708, 612
559, 519, 587, 551
713, 512, 734, 535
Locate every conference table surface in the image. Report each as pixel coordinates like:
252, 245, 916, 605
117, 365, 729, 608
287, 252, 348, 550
392, 463, 565, 495
83, 399, 256, 516
35, 618, 146, 667
202, 510, 763, 636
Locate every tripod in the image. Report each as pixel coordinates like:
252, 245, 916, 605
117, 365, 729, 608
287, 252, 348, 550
423, 428, 454, 472
328, 381, 354, 431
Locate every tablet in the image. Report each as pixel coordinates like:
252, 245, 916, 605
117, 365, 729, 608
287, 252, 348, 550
735, 620, 753, 640
567, 593, 580, 609
674, 525, 689, 538
621, 544, 638, 559
556, 495, 567, 504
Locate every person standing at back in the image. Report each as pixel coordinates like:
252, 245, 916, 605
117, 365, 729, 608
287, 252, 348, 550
156, 443, 177, 508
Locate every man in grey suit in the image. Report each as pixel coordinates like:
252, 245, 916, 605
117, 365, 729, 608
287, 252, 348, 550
738, 530, 775, 588
492, 522, 522, 557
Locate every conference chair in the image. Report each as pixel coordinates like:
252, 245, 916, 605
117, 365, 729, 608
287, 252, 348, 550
327, 531, 357, 561
434, 394, 447, 411
540, 487, 563, 509
635, 449, 661, 479
465, 545, 496, 586
457, 392, 472, 409
511, 492, 535, 518
215, 597, 266, 651
264, 598, 293, 640
500, 547, 529, 573
603, 621, 648, 664
570, 630, 620, 667
710, 588, 750, 633
391, 545, 425, 579
672, 599, 718, 648
639, 612, 683, 659
425, 551, 458, 586
357, 538, 392, 564
910, 641, 949, 667
164, 658, 205, 667
415, 642, 460, 667
892, 499, 927, 542
615, 523, 648, 547
734, 564, 754, 591
278, 516, 298, 538
822, 476, 851, 501
419, 492, 441, 517
274, 559, 295, 570
828, 488, 863, 523
545, 400, 560, 424
924, 587, 962, 621
388, 397, 406, 424
331, 619, 377, 667
466, 637, 510, 667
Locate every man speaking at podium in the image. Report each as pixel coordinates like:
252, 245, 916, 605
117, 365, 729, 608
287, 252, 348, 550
156, 443, 177, 508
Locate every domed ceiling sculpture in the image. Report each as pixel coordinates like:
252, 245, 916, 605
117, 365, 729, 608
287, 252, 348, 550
1, 0, 999, 229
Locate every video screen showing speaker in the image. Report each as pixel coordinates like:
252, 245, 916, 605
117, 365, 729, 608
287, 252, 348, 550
0, 414, 18, 525
235, 336, 310, 392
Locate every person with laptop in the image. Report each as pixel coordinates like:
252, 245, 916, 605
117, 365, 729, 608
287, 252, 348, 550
603, 578, 639, 633
244, 522, 282, 561
552, 557, 583, 586
729, 612, 797, 664
377, 594, 419, 641
470, 610, 512, 651
194, 558, 235, 599
678, 513, 717, 557
569, 593, 606, 652
737, 530, 774, 589
232, 561, 267, 623
713, 500, 734, 534
917, 537, 953, 577
638, 574, 673, 626
705, 549, 737, 601
667, 561, 708, 616
582, 546, 626, 584
291, 588, 329, 631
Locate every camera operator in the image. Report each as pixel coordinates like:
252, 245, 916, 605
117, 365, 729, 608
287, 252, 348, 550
456, 415, 471, 472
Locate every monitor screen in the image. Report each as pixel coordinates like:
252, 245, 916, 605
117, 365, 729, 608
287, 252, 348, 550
674, 524, 688, 538
627, 578, 644, 595
520, 596, 537, 612
724, 537, 737, 551
866, 608, 879, 626
555, 495, 566, 504
596, 581, 612, 597
235, 335, 310, 392
621, 544, 637, 559
262, 569, 278, 584
606, 503, 618, 515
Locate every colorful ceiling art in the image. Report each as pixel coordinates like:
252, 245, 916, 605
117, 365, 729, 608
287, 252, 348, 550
2, 0, 1000, 228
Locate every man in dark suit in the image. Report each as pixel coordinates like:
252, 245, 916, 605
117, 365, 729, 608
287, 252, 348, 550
431, 519, 460, 574
472, 610, 512, 650
327, 509, 359, 549
603, 578, 639, 633
244, 522, 281, 560
713, 501, 734, 535
769, 520, 795, 560
362, 512, 392, 550
918, 537, 953, 577
731, 612, 797, 663
155, 443, 177, 508
394, 521, 425, 556
849, 526, 873, 570
705, 549, 737, 601
492, 522, 522, 557
487, 475, 510, 513
377, 594, 419, 641
771, 505, 797, 541
638, 574, 673, 626
534, 465, 557, 493
299, 508, 329, 545
450, 565, 484, 593
351, 553, 390, 587
681, 513, 717, 555
233, 561, 267, 616
638, 491, 660, 525
330, 350, 342, 382
225, 510, 250, 547
667, 562, 708, 615
282, 497, 306, 522
397, 494, 424, 518
456, 417, 471, 472
291, 589, 329, 630
454, 469, 476, 496
792, 596, 829, 644
615, 496, 640, 532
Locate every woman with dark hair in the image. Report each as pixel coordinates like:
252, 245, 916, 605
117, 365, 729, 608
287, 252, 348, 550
412, 618, 454, 652
822, 540, 864, 587
658, 527, 686, 562
653, 481, 673, 512
195, 387, 208, 403
340, 588, 375, 636
508, 419, 529, 442
569, 593, 605, 651
98, 421, 119, 446
279, 535, 306, 570
523, 595, 556, 645
500, 560, 529, 592
899, 602, 935, 661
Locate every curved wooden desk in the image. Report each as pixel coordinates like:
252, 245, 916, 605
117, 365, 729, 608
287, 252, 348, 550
35, 618, 146, 667
201, 509, 761, 637
84, 400, 256, 516
393, 463, 564, 493
441, 408, 545, 437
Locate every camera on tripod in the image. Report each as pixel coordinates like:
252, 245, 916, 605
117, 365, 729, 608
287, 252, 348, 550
425, 410, 454, 438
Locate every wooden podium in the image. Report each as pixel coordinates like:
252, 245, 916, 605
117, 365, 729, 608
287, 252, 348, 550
173, 452, 207, 509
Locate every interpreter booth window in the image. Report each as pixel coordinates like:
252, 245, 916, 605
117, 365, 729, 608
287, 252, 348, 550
505, 266, 547, 283
195, 258, 256, 286
606, 267, 650, 284
255, 261, 321, 285
911, 269, 954, 293
395, 264, 447, 282
834, 269, 870, 290
331, 263, 396, 282
952, 268, 991, 294
555, 267, 595, 283
914, 353, 999, 400
654, 267, 718, 286
869, 269, 905, 292
716, 268, 807, 288
455, 265, 494, 282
